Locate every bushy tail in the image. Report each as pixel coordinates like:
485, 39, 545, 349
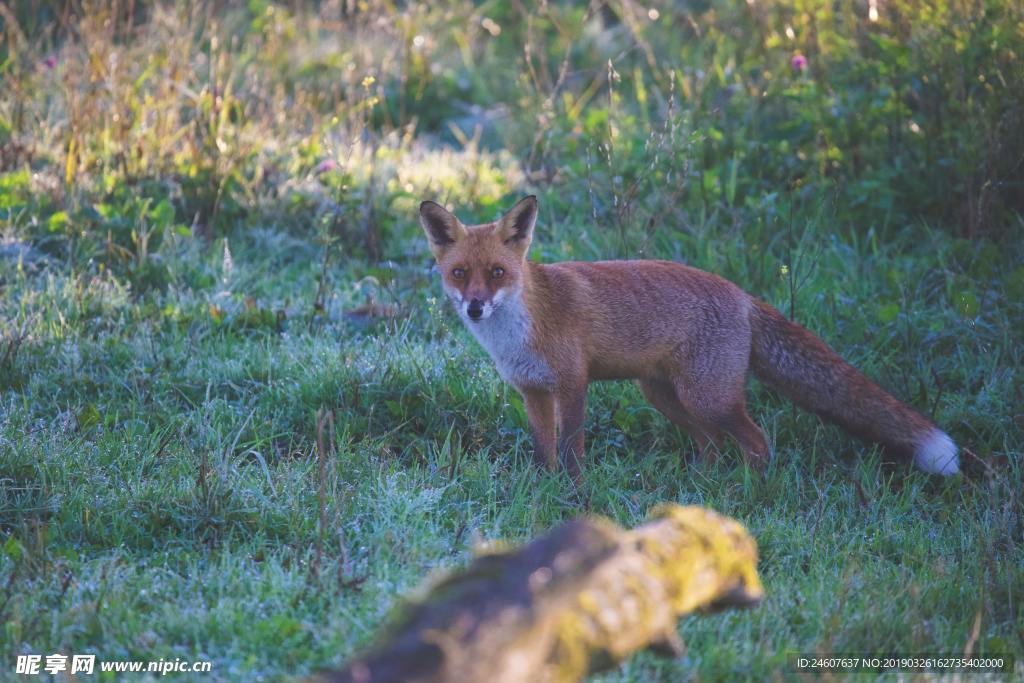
748, 299, 958, 475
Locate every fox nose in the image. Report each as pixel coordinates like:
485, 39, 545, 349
467, 299, 484, 320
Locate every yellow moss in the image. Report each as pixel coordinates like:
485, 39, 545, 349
330, 504, 762, 683
541, 504, 763, 682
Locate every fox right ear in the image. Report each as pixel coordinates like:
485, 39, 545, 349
419, 201, 466, 258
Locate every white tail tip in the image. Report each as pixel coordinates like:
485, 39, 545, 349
914, 430, 959, 475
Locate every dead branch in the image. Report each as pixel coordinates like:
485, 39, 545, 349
318, 504, 763, 683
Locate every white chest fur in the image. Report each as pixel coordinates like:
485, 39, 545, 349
461, 290, 555, 390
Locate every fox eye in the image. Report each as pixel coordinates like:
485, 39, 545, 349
491, 267, 505, 279
452, 267, 466, 280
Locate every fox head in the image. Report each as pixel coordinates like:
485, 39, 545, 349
419, 195, 537, 322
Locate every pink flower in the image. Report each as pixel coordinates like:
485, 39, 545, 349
43, 55, 58, 69
316, 159, 338, 174
790, 53, 808, 74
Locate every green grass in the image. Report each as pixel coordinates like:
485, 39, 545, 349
3, 209, 1021, 680
2, 1, 1023, 681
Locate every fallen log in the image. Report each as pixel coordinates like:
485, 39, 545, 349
321, 504, 762, 683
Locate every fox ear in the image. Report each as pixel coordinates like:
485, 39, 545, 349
419, 201, 466, 258
496, 195, 538, 252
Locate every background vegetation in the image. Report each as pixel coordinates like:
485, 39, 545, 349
1, 0, 1022, 679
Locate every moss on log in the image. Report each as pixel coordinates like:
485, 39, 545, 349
322, 504, 762, 683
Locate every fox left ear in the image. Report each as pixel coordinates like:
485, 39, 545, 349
496, 195, 538, 253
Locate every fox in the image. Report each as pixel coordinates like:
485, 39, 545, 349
419, 195, 960, 479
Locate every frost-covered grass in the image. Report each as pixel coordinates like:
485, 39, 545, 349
3, 215, 1021, 680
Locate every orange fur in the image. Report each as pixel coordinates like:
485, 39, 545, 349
420, 196, 959, 479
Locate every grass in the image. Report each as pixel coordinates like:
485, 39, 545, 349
2, 1, 1023, 681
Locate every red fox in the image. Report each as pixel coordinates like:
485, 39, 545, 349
419, 196, 959, 479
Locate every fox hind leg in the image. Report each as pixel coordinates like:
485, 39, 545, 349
699, 400, 770, 470
638, 378, 725, 460
669, 344, 771, 470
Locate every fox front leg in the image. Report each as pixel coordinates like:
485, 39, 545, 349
556, 382, 588, 481
521, 388, 557, 470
